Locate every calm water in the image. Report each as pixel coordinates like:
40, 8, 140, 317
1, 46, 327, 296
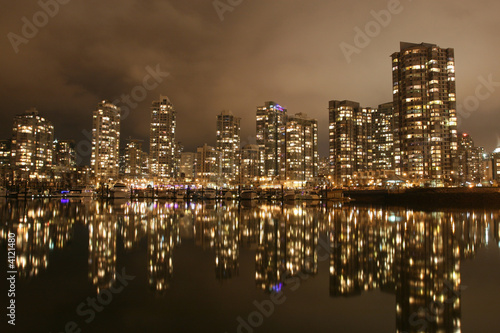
1, 198, 500, 333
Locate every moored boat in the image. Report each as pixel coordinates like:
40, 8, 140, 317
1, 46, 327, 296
68, 186, 94, 198
296, 190, 321, 201
284, 190, 296, 201
110, 182, 130, 199
202, 189, 217, 200
223, 190, 236, 200
175, 189, 186, 200
240, 190, 258, 200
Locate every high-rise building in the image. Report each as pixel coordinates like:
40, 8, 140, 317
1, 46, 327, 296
491, 148, 500, 182
318, 157, 330, 177
124, 139, 146, 179
240, 144, 259, 185
179, 152, 196, 180
11, 108, 54, 173
372, 102, 394, 171
216, 110, 241, 183
196, 144, 220, 186
91, 101, 121, 183
54, 140, 76, 168
53, 139, 77, 187
256, 101, 287, 181
480, 152, 493, 184
392, 42, 458, 184
149, 96, 176, 182
174, 141, 183, 180
0, 139, 11, 184
285, 113, 318, 185
457, 133, 483, 185
0, 139, 11, 167
329, 100, 373, 185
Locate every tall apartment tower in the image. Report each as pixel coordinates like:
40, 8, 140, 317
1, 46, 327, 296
0, 140, 11, 167
196, 144, 220, 185
124, 139, 146, 179
329, 100, 373, 185
54, 140, 76, 169
91, 101, 121, 183
216, 110, 241, 183
11, 108, 54, 173
392, 42, 458, 183
240, 144, 260, 185
256, 101, 287, 180
149, 96, 177, 181
372, 102, 395, 171
456, 133, 483, 184
285, 113, 318, 184
179, 152, 196, 180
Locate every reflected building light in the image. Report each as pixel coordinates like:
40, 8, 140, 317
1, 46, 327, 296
147, 203, 180, 295
215, 207, 239, 281
88, 202, 117, 292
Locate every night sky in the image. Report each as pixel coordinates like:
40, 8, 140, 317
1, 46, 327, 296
2, 0, 500, 163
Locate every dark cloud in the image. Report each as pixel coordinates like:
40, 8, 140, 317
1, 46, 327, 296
1, 0, 500, 164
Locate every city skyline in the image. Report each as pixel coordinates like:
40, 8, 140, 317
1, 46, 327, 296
2, 0, 500, 159
3, 3, 500, 333
2, 80, 498, 188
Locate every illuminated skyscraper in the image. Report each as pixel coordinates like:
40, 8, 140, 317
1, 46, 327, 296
256, 101, 287, 180
285, 113, 318, 185
457, 133, 483, 184
492, 148, 500, 181
91, 101, 120, 183
11, 108, 54, 173
216, 110, 240, 183
0, 140, 12, 167
329, 100, 373, 185
149, 95, 176, 181
196, 144, 220, 185
392, 42, 458, 184
53, 139, 77, 187
179, 152, 196, 180
372, 102, 395, 171
124, 139, 147, 179
240, 144, 259, 185
54, 140, 76, 168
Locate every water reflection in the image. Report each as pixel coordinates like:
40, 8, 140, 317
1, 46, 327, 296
0, 199, 79, 277
0, 199, 498, 332
214, 205, 239, 280
88, 201, 117, 292
147, 203, 179, 295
